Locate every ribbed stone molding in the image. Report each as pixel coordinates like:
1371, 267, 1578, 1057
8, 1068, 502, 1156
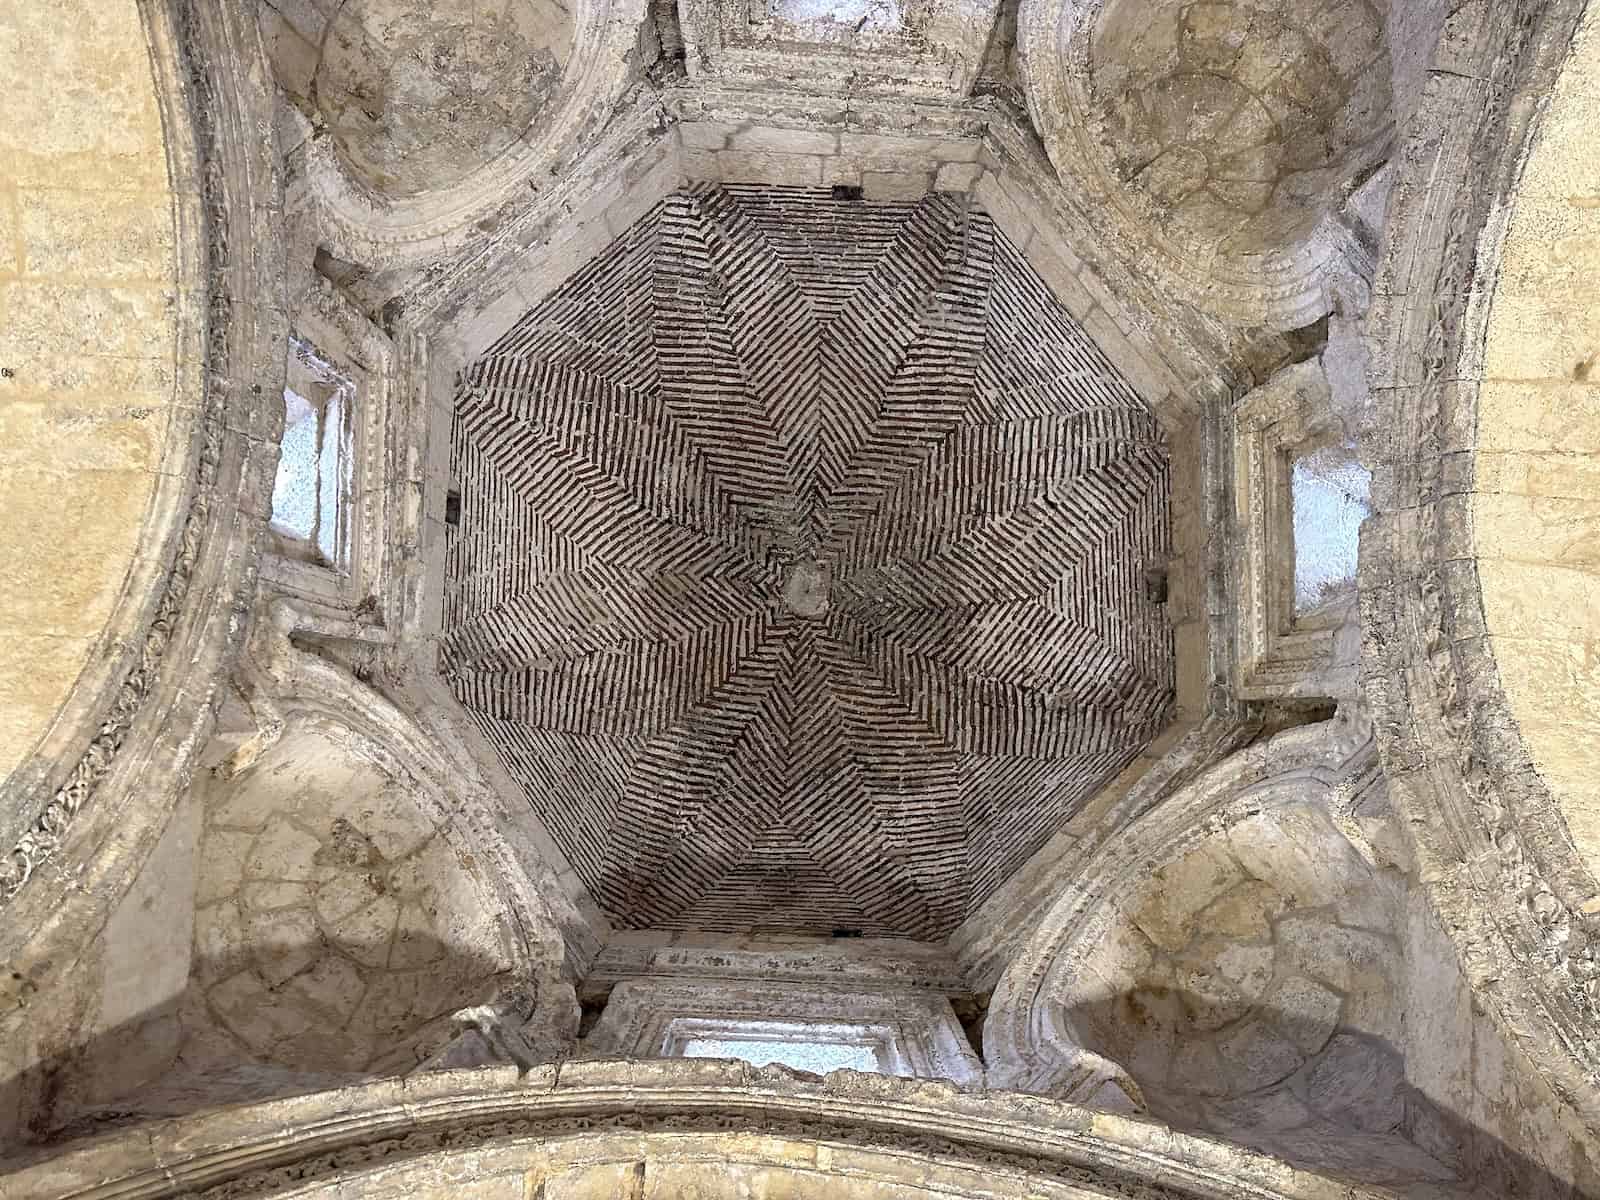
1357, 0, 1600, 1136
1, 1062, 1395, 1200
0, 0, 286, 1035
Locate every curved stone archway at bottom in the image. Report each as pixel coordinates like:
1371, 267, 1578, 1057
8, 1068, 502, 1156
2, 1063, 1407, 1200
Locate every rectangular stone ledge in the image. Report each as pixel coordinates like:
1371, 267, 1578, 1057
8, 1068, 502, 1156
934, 161, 983, 193
862, 171, 933, 201
605, 162, 682, 240
972, 173, 1035, 251
728, 127, 839, 156
1084, 307, 1176, 412
456, 286, 536, 365
557, 1057, 750, 1090
677, 121, 740, 151
1022, 236, 1093, 321
680, 148, 722, 182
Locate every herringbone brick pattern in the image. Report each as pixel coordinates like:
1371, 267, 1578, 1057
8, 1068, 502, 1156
442, 184, 1174, 939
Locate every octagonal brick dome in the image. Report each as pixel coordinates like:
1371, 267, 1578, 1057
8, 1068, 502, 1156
440, 185, 1175, 940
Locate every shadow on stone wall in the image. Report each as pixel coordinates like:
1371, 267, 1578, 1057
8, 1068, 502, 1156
0, 931, 515, 1153
4, 974, 1593, 1199
1066, 991, 1595, 1200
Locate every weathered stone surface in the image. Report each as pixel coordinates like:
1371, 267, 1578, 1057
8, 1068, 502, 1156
6, 2, 1600, 1197
263, 0, 575, 198
189, 722, 517, 1074
0, 0, 191, 787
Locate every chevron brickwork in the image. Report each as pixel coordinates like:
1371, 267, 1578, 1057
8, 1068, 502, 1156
442, 183, 1174, 940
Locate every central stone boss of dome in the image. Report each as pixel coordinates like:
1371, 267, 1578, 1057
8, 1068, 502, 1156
441, 184, 1175, 940
782, 560, 831, 618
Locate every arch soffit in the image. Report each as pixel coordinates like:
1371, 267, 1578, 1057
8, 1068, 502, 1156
0, 0, 287, 1013
1358, 0, 1600, 1134
4, 1064, 1402, 1200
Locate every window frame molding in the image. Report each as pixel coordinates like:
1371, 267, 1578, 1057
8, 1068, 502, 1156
582, 977, 984, 1084
1231, 360, 1359, 700
261, 277, 396, 621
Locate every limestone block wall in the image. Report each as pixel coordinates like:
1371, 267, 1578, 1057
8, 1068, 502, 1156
0, 0, 199, 793
1400, 883, 1600, 1197
1474, 1, 1600, 875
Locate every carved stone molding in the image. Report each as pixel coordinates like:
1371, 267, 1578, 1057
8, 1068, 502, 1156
984, 716, 1375, 1091
0, 0, 286, 1008
1231, 360, 1361, 701
258, 278, 399, 620
0, 1062, 1402, 1200
675, 0, 1002, 98
1358, 0, 1600, 1132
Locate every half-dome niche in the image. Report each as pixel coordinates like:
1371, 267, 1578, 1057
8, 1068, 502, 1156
1087, 0, 1393, 259
260, 0, 576, 198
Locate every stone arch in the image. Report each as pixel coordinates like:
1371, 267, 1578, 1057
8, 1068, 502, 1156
260, 0, 578, 201
0, 0, 288, 1109
186, 712, 531, 1075
261, 0, 650, 268
982, 719, 1469, 1187
1, 1064, 1419, 1200
1359, 0, 1600, 1146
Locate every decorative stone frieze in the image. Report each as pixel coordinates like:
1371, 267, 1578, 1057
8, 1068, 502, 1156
1358, 0, 1600, 1144
675, 0, 1003, 99
0, 1063, 1405, 1200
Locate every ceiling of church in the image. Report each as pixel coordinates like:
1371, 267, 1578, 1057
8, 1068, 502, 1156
440, 184, 1174, 940
1088, 0, 1393, 256
260, 0, 575, 197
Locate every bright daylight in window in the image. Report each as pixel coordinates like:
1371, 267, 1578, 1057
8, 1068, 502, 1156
1290, 442, 1371, 617
671, 1018, 894, 1075
270, 337, 353, 568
